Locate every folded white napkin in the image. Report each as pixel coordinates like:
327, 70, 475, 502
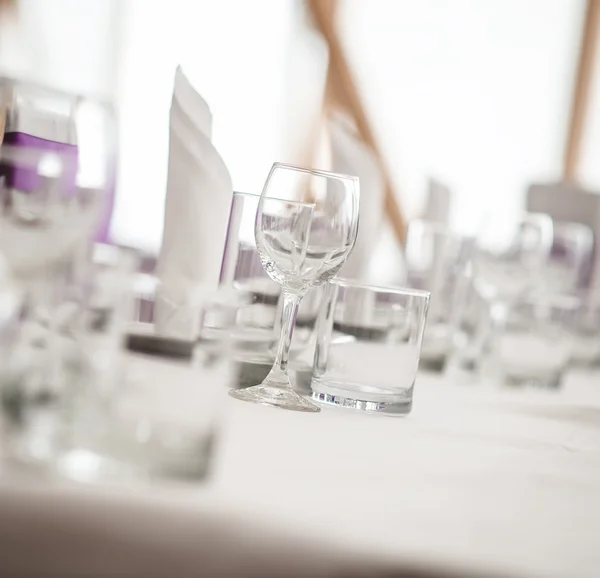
329, 113, 382, 281
155, 66, 233, 338
422, 178, 452, 225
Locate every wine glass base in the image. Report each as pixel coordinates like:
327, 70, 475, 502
229, 385, 321, 413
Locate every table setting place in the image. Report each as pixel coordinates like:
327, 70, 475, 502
0, 70, 599, 578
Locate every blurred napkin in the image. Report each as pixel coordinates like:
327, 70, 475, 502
330, 112, 383, 281
422, 178, 452, 226
155, 66, 233, 338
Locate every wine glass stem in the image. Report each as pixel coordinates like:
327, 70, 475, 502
269, 291, 301, 386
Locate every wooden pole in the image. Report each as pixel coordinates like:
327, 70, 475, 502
307, 0, 408, 246
564, 0, 600, 181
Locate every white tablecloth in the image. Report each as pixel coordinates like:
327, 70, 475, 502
213, 369, 600, 577
2, 363, 600, 577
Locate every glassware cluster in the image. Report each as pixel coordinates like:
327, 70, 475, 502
2, 115, 599, 486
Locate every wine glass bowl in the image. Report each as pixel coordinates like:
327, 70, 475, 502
229, 163, 360, 412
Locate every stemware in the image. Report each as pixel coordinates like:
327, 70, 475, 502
229, 163, 359, 412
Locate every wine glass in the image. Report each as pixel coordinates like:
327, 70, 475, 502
229, 163, 360, 412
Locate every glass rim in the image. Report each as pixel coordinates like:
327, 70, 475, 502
408, 218, 475, 239
233, 191, 260, 197
331, 278, 430, 299
0, 74, 114, 106
234, 191, 315, 207
271, 162, 359, 183
0, 144, 71, 168
258, 196, 316, 209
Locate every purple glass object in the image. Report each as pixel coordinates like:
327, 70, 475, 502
1, 131, 78, 195
0, 131, 115, 243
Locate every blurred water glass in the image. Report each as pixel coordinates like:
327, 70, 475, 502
484, 296, 578, 388
0, 244, 137, 466
311, 280, 429, 415
219, 191, 278, 363
446, 274, 493, 380
474, 212, 553, 302
405, 220, 473, 372
0, 77, 116, 250
57, 288, 242, 483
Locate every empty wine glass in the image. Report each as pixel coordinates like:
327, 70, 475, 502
229, 163, 360, 412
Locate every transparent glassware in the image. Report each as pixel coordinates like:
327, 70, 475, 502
404, 220, 474, 372
1, 244, 138, 467
0, 77, 116, 245
219, 191, 279, 386
219, 191, 317, 390
474, 212, 554, 304
56, 287, 242, 483
483, 295, 578, 388
229, 163, 360, 413
445, 272, 494, 381
0, 80, 115, 458
311, 280, 430, 415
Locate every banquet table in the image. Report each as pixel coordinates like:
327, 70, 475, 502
1, 359, 600, 578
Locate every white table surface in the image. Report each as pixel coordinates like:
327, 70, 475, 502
212, 368, 600, 578
2, 360, 600, 577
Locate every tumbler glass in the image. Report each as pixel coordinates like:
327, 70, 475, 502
484, 295, 578, 388
311, 280, 429, 414
57, 288, 243, 483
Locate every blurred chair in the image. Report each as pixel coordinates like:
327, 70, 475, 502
527, 182, 600, 293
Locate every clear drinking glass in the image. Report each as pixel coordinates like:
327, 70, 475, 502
484, 295, 578, 388
474, 212, 554, 303
445, 273, 494, 380
229, 163, 360, 413
405, 220, 474, 372
311, 280, 430, 414
219, 191, 317, 390
57, 288, 242, 483
219, 191, 279, 387
0, 79, 115, 460
1, 244, 138, 466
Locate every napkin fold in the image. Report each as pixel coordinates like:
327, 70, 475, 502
155, 66, 233, 338
422, 178, 452, 226
329, 112, 383, 281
